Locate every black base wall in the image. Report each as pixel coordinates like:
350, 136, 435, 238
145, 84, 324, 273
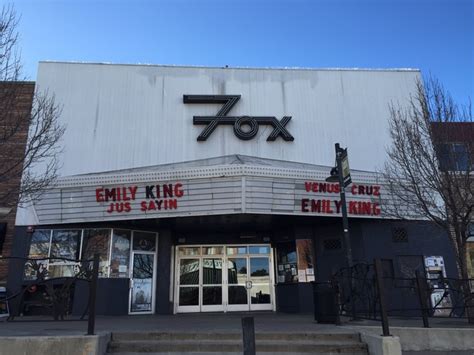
9, 216, 456, 316
156, 229, 173, 314
72, 278, 130, 316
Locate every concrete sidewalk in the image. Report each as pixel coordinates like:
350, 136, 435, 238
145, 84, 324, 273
344, 315, 474, 329
1, 312, 474, 337
1, 313, 345, 337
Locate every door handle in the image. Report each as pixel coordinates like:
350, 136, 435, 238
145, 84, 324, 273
245, 281, 252, 289
129, 279, 134, 289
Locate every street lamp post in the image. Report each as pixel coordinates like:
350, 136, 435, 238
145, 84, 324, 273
326, 143, 356, 321
326, 143, 353, 268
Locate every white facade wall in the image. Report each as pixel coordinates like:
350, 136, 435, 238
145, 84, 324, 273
35, 63, 420, 175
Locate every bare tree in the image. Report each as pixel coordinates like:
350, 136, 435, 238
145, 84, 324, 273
382, 75, 473, 305
0, 4, 64, 208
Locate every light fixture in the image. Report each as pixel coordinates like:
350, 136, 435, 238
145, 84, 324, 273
325, 167, 339, 183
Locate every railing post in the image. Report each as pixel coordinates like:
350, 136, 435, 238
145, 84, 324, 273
415, 271, 430, 328
87, 253, 99, 336
242, 316, 256, 355
333, 279, 341, 326
374, 259, 390, 336
349, 268, 357, 320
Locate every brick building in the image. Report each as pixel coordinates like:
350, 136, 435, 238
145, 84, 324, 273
431, 122, 474, 278
0, 82, 35, 284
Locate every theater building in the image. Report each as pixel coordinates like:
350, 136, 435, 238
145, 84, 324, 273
8, 63, 456, 315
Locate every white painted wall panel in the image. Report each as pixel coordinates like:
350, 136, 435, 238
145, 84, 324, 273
35, 63, 420, 178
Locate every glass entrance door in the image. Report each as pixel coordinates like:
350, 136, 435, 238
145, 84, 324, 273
176, 246, 225, 313
201, 257, 224, 312
177, 258, 201, 312
248, 256, 272, 311
129, 252, 156, 314
129, 231, 157, 315
176, 245, 274, 313
226, 251, 273, 312
227, 257, 249, 311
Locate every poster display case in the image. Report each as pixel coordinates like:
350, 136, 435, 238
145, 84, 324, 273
276, 240, 315, 283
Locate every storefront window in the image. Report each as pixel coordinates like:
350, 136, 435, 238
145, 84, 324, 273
110, 229, 131, 278
203, 246, 223, 255
49, 230, 82, 277
276, 242, 297, 283
178, 247, 200, 256
24, 228, 155, 280
25, 230, 51, 280
276, 240, 315, 283
133, 231, 156, 251
180, 259, 200, 286
466, 243, 474, 288
82, 229, 111, 277
28, 230, 51, 259
227, 246, 247, 255
50, 230, 81, 260
249, 246, 270, 254
48, 264, 77, 278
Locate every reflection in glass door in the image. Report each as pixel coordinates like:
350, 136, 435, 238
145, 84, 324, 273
227, 258, 249, 311
177, 258, 200, 313
249, 257, 272, 311
201, 258, 224, 312
129, 253, 156, 314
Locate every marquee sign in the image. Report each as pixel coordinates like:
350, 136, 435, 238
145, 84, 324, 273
183, 95, 294, 141
300, 181, 382, 216
32, 173, 387, 225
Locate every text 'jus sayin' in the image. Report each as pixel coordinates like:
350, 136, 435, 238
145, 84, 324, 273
95, 183, 184, 213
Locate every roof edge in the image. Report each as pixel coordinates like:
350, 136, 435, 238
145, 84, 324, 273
38, 61, 421, 73
59, 154, 376, 180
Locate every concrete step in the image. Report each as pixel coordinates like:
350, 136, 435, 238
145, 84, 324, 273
106, 353, 241, 355
107, 339, 368, 354
107, 353, 363, 355
107, 353, 365, 355
111, 331, 361, 342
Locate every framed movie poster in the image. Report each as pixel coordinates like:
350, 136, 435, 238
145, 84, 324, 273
110, 230, 131, 278
131, 278, 152, 312
296, 239, 314, 283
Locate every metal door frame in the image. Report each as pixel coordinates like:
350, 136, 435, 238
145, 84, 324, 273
128, 231, 158, 315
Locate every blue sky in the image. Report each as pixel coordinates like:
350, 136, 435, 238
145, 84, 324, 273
10, 0, 474, 104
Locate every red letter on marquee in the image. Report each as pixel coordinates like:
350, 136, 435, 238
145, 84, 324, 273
96, 188, 104, 202
174, 183, 184, 197
301, 199, 309, 212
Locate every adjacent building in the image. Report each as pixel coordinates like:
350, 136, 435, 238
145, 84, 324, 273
431, 122, 474, 279
0, 82, 35, 285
